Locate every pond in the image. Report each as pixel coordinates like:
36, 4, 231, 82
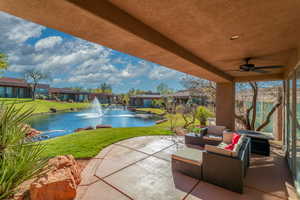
29, 105, 157, 140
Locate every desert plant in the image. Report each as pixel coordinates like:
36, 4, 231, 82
176, 104, 197, 129
195, 106, 213, 126
0, 104, 48, 199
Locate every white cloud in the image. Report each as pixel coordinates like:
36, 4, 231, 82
35, 36, 63, 51
0, 12, 44, 43
0, 11, 191, 92
149, 65, 184, 80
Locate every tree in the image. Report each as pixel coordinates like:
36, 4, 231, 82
235, 81, 283, 131
195, 106, 213, 126
180, 75, 216, 108
0, 104, 47, 199
0, 53, 9, 73
152, 99, 165, 109
72, 87, 84, 92
100, 83, 112, 93
176, 104, 197, 129
24, 69, 49, 100
120, 94, 130, 106
156, 83, 173, 94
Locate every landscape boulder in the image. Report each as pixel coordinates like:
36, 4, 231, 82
84, 126, 94, 130
49, 108, 57, 113
30, 155, 82, 200
155, 119, 168, 124
96, 124, 112, 129
74, 128, 85, 132
74, 126, 95, 132
22, 124, 42, 137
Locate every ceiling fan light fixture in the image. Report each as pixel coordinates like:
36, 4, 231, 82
230, 35, 240, 40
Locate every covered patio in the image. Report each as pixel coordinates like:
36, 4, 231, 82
1, 0, 300, 199
76, 136, 296, 200
2, 0, 298, 131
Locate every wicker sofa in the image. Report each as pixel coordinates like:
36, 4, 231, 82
175, 130, 251, 193
185, 125, 226, 147
202, 136, 251, 193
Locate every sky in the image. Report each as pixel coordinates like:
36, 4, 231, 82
0, 11, 198, 94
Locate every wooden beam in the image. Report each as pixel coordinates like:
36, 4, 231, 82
234, 73, 284, 82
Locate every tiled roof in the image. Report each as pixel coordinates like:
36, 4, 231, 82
130, 94, 162, 98
37, 83, 50, 89
0, 77, 28, 87
49, 88, 89, 94
166, 90, 203, 98
0, 77, 50, 89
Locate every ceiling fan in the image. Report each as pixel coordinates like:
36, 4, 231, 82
228, 57, 285, 73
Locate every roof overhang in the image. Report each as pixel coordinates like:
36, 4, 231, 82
1, 0, 300, 83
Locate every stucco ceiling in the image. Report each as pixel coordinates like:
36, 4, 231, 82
1, 0, 300, 82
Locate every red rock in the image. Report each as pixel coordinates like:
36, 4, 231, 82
30, 155, 82, 200
84, 126, 94, 130
155, 119, 168, 124
74, 128, 85, 132
96, 124, 112, 129
22, 124, 42, 137
50, 108, 57, 113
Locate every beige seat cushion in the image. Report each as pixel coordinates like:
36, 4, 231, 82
172, 147, 203, 166
205, 144, 232, 157
203, 135, 223, 142
207, 126, 226, 136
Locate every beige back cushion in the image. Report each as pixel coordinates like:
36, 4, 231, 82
205, 144, 232, 157
223, 131, 233, 144
207, 126, 226, 136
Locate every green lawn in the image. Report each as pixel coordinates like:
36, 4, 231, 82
135, 108, 166, 115
0, 98, 90, 114
41, 126, 172, 158
40, 110, 201, 158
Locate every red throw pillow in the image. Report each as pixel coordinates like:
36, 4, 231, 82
232, 133, 241, 145
225, 143, 234, 150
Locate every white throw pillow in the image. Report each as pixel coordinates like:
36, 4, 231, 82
223, 131, 233, 144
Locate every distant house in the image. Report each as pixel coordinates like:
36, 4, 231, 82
166, 89, 210, 106
89, 93, 114, 104
0, 77, 31, 98
0, 77, 51, 99
49, 88, 89, 102
129, 90, 212, 108
130, 94, 162, 107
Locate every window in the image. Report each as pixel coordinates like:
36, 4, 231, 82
0, 86, 5, 97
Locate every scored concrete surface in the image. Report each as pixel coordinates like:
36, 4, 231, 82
76, 136, 297, 200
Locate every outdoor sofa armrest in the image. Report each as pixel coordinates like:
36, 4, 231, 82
202, 151, 244, 193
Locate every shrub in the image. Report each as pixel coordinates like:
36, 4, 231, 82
195, 106, 213, 126
0, 104, 48, 199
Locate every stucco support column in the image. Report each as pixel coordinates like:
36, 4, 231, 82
216, 82, 235, 130
273, 104, 283, 141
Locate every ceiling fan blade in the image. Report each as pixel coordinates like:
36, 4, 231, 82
253, 69, 269, 73
226, 69, 244, 72
254, 65, 285, 69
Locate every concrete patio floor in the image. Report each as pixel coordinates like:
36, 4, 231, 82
76, 136, 297, 200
